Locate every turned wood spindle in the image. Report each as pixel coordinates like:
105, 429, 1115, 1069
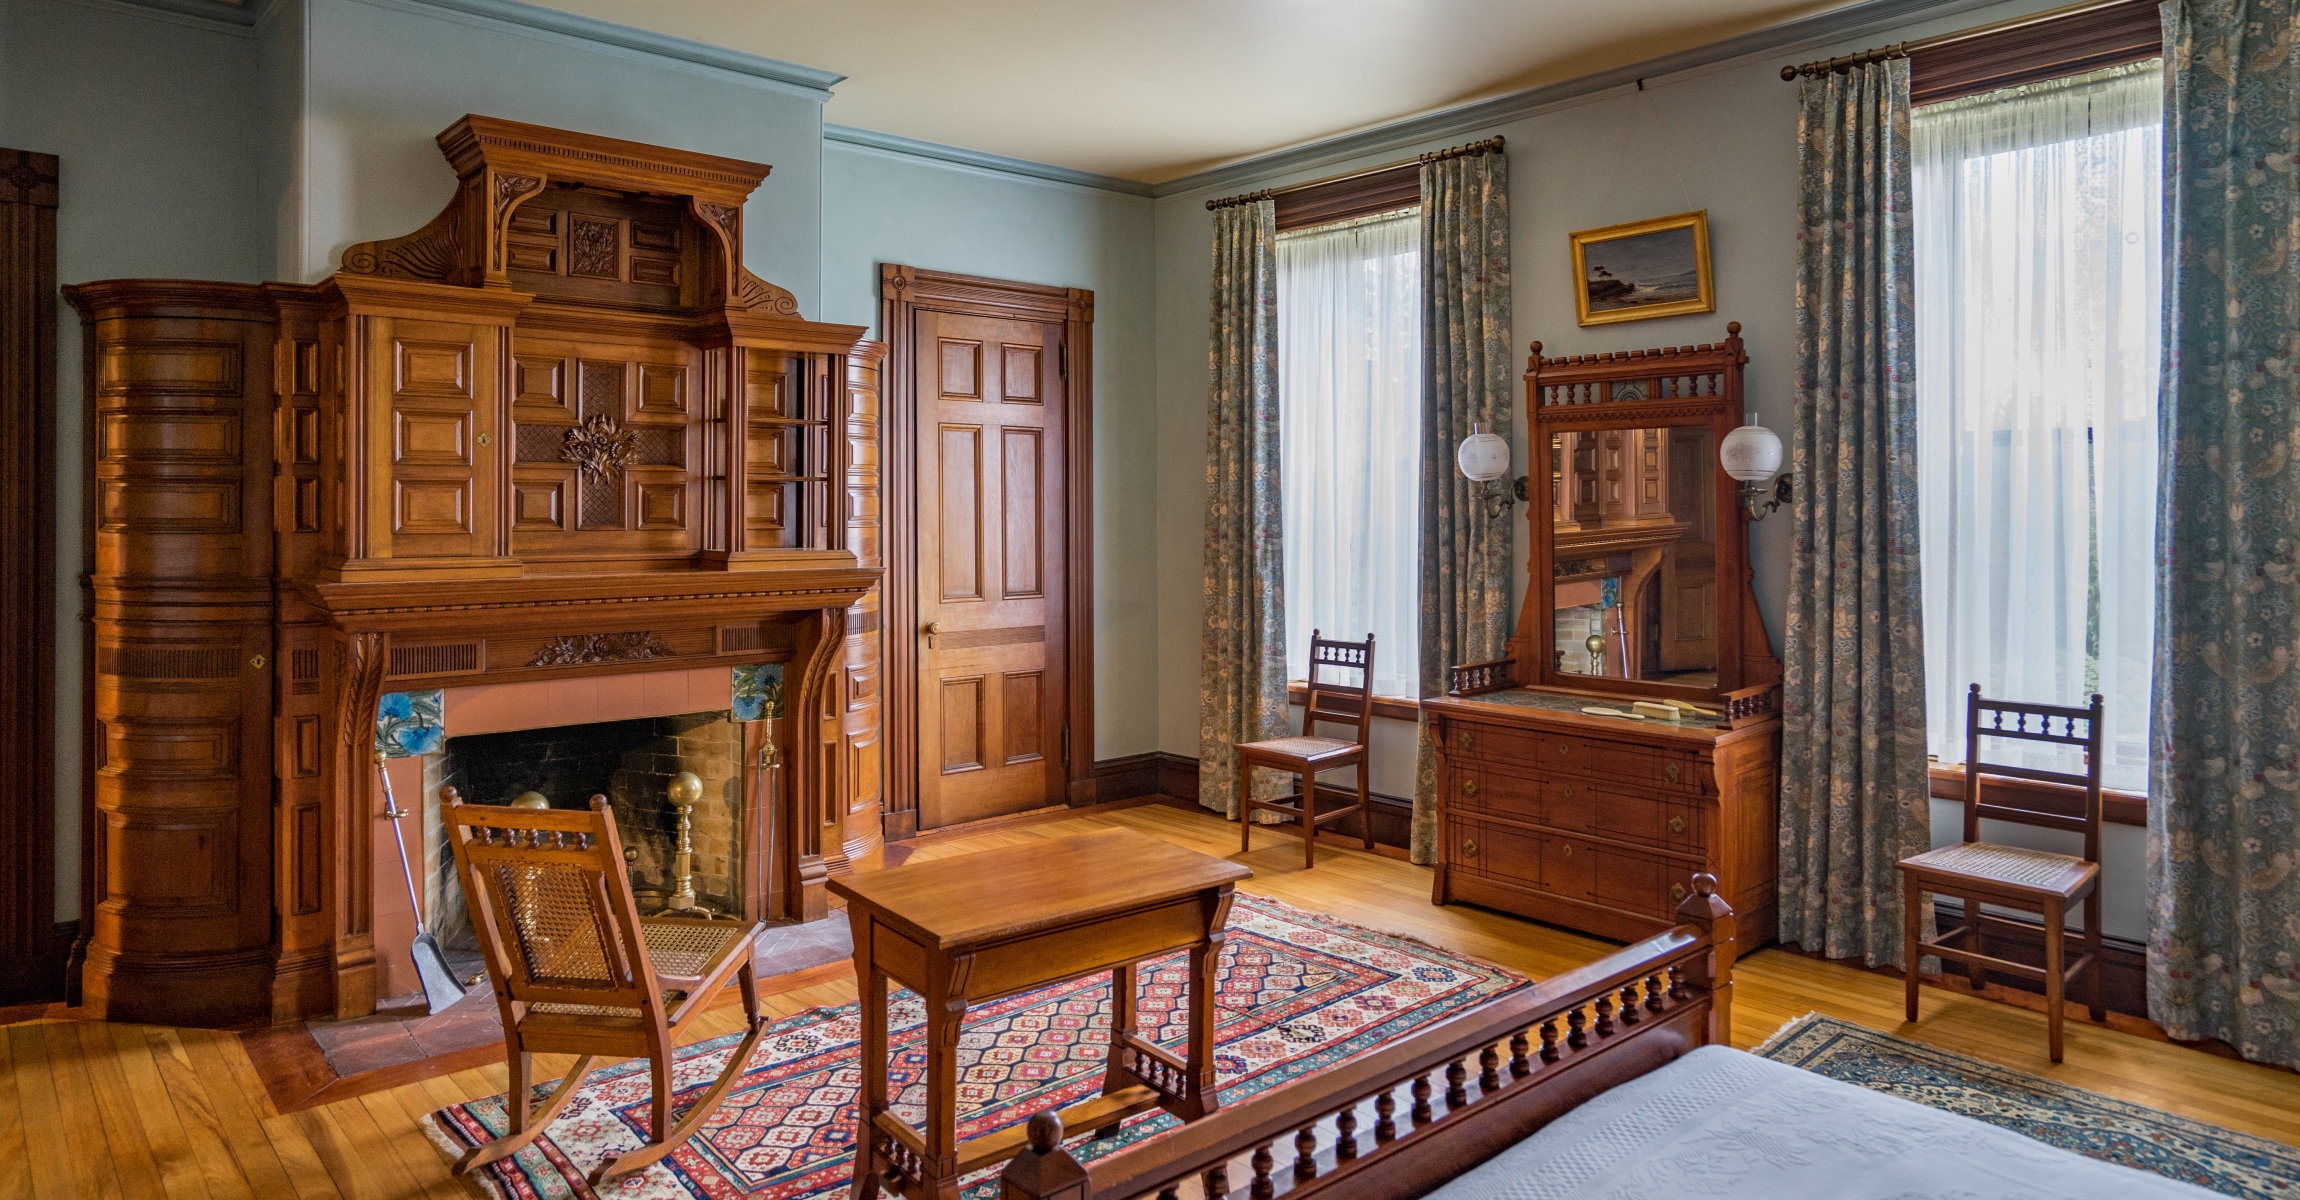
1478, 1045, 1501, 1093
1595, 995, 1616, 1037
1410, 1074, 1434, 1126
1203, 1164, 1230, 1198
1669, 964, 1689, 1000
1644, 973, 1667, 1012
1335, 1103, 1359, 1161
1294, 1125, 1319, 1182
1374, 1090, 1398, 1143
1618, 984, 1642, 1025
1566, 1007, 1589, 1050
1509, 1029, 1532, 1077
1445, 1059, 1469, 1108
1157, 1187, 1181, 1200
1250, 1143, 1276, 1200
1539, 1019, 1561, 1063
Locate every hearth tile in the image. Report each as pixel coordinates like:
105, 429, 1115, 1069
318, 1028, 431, 1077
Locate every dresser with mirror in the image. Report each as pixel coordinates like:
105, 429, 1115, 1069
1426, 323, 1782, 946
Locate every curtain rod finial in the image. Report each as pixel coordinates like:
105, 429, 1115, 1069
1780, 65, 1799, 80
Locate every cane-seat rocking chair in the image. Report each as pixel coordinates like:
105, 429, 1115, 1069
443, 790, 767, 1187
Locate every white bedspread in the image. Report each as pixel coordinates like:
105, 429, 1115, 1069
1423, 1045, 2221, 1199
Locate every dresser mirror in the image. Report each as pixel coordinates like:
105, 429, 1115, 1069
1489, 323, 1781, 714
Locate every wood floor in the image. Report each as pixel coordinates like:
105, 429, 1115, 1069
4, 801, 2297, 1198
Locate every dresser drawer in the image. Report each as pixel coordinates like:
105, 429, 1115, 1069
1542, 832, 1596, 899
1664, 801, 1708, 852
1594, 788, 1665, 845
1589, 843, 1670, 918
1451, 817, 1540, 886
1451, 766, 1547, 825
1450, 722, 1586, 775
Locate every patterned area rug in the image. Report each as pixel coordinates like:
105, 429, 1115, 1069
423, 894, 1525, 1199
1757, 1014, 2300, 1198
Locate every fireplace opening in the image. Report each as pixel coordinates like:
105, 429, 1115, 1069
420, 709, 749, 971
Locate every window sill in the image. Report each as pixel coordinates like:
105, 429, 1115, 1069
1286, 682, 1420, 723
1926, 763, 2147, 828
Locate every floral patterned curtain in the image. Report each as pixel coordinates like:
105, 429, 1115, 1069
1780, 58, 1934, 968
1199, 200, 1290, 818
2150, 0, 2300, 1068
1411, 149, 1515, 864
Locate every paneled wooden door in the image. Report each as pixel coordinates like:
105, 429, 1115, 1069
913, 311, 1069, 829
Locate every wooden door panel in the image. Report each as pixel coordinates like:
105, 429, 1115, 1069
916, 312, 1066, 829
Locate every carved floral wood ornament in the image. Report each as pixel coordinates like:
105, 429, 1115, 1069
62, 114, 884, 1028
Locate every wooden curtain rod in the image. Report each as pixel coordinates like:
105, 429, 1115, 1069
1779, 0, 2143, 80
1205, 135, 1504, 211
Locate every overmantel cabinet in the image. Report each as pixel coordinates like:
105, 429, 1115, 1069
1428, 324, 1783, 946
66, 115, 886, 1026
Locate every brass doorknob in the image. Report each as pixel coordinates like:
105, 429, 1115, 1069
925, 621, 946, 636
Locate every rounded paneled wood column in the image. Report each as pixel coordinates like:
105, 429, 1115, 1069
840, 343, 886, 867
66, 282, 278, 1027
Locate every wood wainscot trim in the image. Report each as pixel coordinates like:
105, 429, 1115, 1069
880, 266, 1097, 838
0, 148, 59, 1006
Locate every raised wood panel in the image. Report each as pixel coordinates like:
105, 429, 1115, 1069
392, 410, 468, 465
941, 676, 984, 773
101, 812, 237, 910
940, 340, 980, 399
392, 339, 471, 399
98, 718, 240, 780
100, 340, 239, 394
513, 477, 567, 530
98, 479, 240, 532
939, 425, 983, 602
1003, 671, 1043, 764
1001, 344, 1040, 402
99, 411, 238, 462
392, 478, 471, 535
1001, 428, 1043, 598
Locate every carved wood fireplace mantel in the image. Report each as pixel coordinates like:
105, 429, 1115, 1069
65, 116, 883, 1027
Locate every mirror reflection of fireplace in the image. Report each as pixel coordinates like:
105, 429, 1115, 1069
1549, 426, 1720, 688
418, 710, 747, 981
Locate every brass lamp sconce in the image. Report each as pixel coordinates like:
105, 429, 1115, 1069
1456, 422, 1530, 519
1721, 413, 1795, 522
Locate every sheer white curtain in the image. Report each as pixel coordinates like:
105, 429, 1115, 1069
1913, 60, 2161, 790
1278, 208, 1423, 698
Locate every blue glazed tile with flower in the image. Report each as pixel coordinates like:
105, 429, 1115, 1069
375, 689, 445, 759
732, 664, 782, 723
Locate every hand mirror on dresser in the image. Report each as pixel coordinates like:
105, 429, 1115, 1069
1425, 323, 1783, 948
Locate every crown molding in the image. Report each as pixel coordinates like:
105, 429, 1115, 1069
1146, 0, 2009, 198
101, 0, 847, 97
824, 125, 1155, 197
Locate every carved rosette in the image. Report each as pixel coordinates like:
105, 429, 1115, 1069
562, 413, 638, 479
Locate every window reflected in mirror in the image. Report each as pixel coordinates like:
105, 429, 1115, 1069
1549, 427, 1719, 687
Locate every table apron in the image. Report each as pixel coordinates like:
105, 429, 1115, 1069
965, 898, 1214, 1002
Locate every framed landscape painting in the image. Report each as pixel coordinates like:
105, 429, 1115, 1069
1569, 210, 1714, 326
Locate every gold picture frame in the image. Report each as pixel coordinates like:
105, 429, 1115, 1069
1569, 210, 1715, 327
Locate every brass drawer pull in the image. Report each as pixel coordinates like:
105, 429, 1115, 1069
1558, 843, 1574, 858
1557, 742, 1572, 756
1663, 761, 1682, 784
1560, 784, 1575, 799
1461, 779, 1479, 798
1668, 815, 1687, 835
1670, 882, 1688, 902
1462, 839, 1479, 858
1459, 730, 1476, 751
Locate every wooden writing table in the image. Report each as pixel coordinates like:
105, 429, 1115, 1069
830, 829, 1253, 1199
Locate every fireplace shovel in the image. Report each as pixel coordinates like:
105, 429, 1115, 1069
379, 761, 468, 1015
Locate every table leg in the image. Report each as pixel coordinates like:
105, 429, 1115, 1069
922, 960, 970, 1200
850, 960, 887, 1200
1098, 960, 1139, 1137
1180, 909, 1228, 1121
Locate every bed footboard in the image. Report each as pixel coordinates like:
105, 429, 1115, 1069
999, 873, 1736, 1200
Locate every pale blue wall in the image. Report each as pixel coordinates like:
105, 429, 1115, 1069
821, 144, 1160, 758
2, 0, 270, 923
289, 0, 826, 309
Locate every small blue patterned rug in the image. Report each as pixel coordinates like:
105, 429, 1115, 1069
1756, 1014, 2300, 1198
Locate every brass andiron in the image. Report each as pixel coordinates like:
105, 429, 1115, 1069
664, 770, 712, 917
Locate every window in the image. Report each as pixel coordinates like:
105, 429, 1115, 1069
1277, 207, 1422, 699
1913, 60, 2162, 791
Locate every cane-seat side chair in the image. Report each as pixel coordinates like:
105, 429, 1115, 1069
444, 790, 767, 1187
1898, 685, 2107, 1062
1237, 630, 1377, 868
